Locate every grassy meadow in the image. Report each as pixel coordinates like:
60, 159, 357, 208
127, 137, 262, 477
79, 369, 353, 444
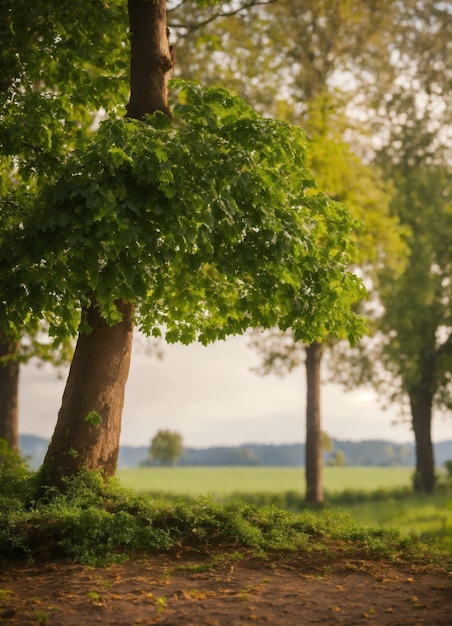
117, 466, 452, 553
117, 466, 414, 497
1, 445, 450, 566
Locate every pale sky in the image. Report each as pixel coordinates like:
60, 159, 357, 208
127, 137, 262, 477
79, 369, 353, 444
19, 333, 451, 449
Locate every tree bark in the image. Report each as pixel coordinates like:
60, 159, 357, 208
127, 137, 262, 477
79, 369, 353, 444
305, 341, 324, 504
127, 0, 175, 120
0, 333, 20, 450
410, 388, 435, 494
39, 0, 174, 487
41, 299, 134, 484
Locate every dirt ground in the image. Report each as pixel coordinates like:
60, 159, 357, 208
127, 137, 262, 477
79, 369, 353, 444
0, 550, 451, 625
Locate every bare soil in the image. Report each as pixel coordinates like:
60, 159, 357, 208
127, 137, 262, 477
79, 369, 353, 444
0, 550, 451, 625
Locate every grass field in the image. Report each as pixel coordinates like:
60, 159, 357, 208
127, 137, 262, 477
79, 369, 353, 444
338, 491, 452, 552
117, 466, 452, 552
118, 466, 414, 497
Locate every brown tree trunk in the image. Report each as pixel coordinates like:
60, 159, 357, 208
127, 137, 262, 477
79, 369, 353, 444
305, 341, 324, 504
127, 0, 174, 120
39, 0, 174, 487
410, 388, 435, 494
41, 299, 134, 485
0, 332, 20, 450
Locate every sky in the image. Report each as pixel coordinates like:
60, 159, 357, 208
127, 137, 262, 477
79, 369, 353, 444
19, 333, 451, 449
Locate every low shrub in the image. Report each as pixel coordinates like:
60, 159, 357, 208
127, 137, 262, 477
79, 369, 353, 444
1, 469, 450, 568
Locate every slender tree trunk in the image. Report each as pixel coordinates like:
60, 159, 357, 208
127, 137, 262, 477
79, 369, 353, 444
410, 388, 435, 494
305, 341, 324, 504
39, 0, 175, 487
0, 332, 20, 449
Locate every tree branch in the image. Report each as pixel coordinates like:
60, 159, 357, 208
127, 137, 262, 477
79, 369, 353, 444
168, 0, 277, 35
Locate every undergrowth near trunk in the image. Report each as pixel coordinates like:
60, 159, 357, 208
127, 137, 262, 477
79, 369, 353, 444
1, 461, 450, 570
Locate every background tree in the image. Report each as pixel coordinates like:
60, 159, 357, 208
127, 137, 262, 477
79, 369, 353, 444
378, 152, 450, 494
0, 330, 73, 450
170, 0, 399, 118
329, 3, 451, 493
346, 119, 451, 494
0, 338, 19, 449
329, 450, 346, 467
173, 0, 451, 495
149, 429, 184, 466
1, 0, 365, 488
174, 1, 401, 503
321, 431, 334, 455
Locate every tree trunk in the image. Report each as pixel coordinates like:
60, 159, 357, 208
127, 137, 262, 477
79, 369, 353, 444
40, 299, 134, 485
305, 341, 324, 504
0, 333, 20, 450
410, 388, 435, 494
127, 0, 174, 120
39, 0, 174, 487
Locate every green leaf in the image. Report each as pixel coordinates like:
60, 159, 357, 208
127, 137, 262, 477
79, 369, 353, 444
84, 411, 103, 427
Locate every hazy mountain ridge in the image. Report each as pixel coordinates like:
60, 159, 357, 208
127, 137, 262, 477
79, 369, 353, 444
19, 435, 452, 470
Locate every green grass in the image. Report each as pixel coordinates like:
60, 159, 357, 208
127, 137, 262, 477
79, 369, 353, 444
1, 469, 450, 568
333, 490, 452, 553
117, 466, 452, 553
117, 466, 414, 497
1, 444, 450, 567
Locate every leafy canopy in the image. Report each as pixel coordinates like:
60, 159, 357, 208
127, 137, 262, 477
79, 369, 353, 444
0, 0, 130, 365
0, 1, 128, 181
1, 81, 365, 346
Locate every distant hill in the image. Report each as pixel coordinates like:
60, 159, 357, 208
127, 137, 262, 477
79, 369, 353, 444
19, 435, 452, 471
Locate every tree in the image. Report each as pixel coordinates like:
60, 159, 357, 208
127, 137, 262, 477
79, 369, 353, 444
329, 451, 346, 467
149, 429, 184, 466
0, 340, 19, 448
0, 331, 73, 450
321, 431, 334, 455
305, 89, 401, 503
195, 7, 401, 503
1, 0, 365, 489
329, 3, 452, 493
234, 447, 260, 466
374, 140, 451, 493
174, 0, 452, 498
296, 107, 399, 504
375, 3, 451, 494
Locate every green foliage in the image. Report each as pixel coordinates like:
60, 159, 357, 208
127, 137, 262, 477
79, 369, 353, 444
444, 460, 452, 478
149, 430, 184, 466
0, 439, 33, 502
174, 1, 450, 430
1, 469, 448, 567
84, 411, 103, 427
1, 80, 365, 348
172, 0, 400, 118
376, 156, 452, 410
0, 1, 128, 164
328, 484, 452, 554
0, 1, 128, 357
116, 465, 452, 553
301, 95, 403, 273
